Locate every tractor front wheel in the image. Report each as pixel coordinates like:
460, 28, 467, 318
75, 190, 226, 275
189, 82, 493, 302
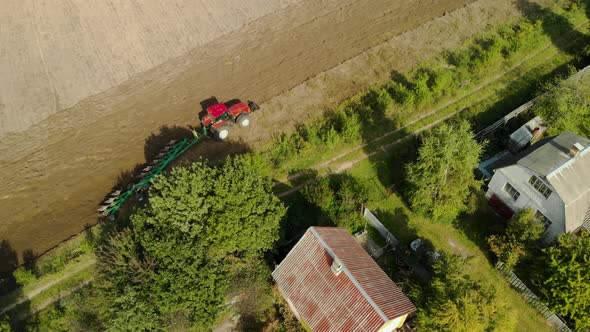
237, 113, 251, 128
214, 126, 230, 140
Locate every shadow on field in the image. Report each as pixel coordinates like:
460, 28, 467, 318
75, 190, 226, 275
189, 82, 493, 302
0, 240, 33, 331
453, 194, 503, 264
175, 139, 250, 166
517, 0, 590, 57
352, 71, 418, 193
144, 125, 194, 162
0, 240, 18, 296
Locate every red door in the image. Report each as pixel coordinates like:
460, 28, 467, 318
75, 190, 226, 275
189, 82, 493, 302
488, 194, 514, 220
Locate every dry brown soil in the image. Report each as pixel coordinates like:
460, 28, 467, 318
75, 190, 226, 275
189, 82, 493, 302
0, 0, 534, 257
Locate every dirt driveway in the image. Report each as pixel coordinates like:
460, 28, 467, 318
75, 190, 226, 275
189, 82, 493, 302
1, 0, 526, 257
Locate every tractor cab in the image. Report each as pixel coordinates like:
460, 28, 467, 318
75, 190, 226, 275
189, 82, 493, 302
201, 103, 229, 126
199, 99, 260, 140
207, 103, 229, 118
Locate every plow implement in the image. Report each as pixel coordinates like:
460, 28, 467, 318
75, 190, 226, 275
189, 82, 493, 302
97, 98, 260, 218
98, 127, 207, 217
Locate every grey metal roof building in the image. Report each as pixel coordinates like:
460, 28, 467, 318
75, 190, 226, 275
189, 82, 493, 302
518, 132, 590, 233
486, 131, 590, 242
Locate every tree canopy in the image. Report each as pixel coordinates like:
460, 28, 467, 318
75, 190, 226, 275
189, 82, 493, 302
487, 208, 544, 268
406, 120, 483, 222
95, 156, 286, 331
0, 317, 10, 332
533, 79, 590, 137
413, 254, 508, 332
301, 174, 368, 233
534, 232, 590, 330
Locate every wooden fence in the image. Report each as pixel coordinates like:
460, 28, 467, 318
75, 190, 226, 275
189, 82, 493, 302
475, 64, 590, 141
363, 208, 399, 248
496, 261, 572, 332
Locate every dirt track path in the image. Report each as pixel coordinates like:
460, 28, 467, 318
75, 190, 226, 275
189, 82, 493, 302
0, 257, 96, 316
0, 0, 533, 256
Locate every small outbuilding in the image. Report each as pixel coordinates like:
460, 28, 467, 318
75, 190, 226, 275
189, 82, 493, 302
272, 227, 416, 332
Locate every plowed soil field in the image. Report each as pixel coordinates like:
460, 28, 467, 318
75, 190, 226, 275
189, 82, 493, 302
0, 0, 532, 257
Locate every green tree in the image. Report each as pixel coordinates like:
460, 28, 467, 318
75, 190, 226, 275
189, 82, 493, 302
0, 316, 10, 332
12, 267, 36, 287
96, 155, 286, 331
534, 232, 590, 330
487, 208, 544, 268
414, 255, 508, 332
302, 174, 367, 232
406, 121, 483, 222
534, 79, 590, 137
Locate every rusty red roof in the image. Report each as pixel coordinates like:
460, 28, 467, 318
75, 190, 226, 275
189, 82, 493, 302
272, 227, 416, 332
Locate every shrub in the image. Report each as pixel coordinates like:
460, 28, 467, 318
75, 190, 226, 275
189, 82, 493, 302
388, 82, 415, 107
363, 87, 394, 113
340, 110, 362, 143
0, 317, 10, 332
270, 133, 303, 167
447, 49, 472, 69
469, 34, 506, 73
298, 123, 323, 148
487, 209, 544, 268
413, 70, 433, 104
13, 268, 36, 287
429, 67, 456, 97
302, 175, 367, 233
498, 20, 539, 56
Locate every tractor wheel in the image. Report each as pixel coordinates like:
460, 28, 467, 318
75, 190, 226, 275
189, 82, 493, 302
237, 113, 251, 128
214, 126, 230, 140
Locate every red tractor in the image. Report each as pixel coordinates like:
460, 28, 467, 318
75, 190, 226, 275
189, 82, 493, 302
200, 99, 260, 140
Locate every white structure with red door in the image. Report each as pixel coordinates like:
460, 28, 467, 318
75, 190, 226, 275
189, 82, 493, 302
485, 131, 590, 245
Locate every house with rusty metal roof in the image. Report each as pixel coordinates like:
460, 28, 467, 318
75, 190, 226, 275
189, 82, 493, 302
485, 131, 590, 244
272, 227, 416, 332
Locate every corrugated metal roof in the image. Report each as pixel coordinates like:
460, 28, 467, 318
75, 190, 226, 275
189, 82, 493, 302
546, 144, 590, 233
272, 227, 416, 332
517, 131, 590, 176
581, 206, 590, 231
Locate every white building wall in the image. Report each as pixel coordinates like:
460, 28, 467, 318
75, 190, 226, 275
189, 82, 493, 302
487, 165, 566, 244
378, 315, 408, 332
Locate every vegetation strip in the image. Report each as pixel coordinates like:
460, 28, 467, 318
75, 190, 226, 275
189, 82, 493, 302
261, 6, 590, 188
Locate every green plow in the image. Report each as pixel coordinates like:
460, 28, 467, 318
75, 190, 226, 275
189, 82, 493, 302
98, 127, 208, 217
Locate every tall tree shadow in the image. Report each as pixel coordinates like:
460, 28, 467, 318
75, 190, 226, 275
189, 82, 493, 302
0, 241, 33, 331
355, 71, 417, 192
517, 0, 590, 57
0, 240, 18, 296
144, 125, 194, 162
